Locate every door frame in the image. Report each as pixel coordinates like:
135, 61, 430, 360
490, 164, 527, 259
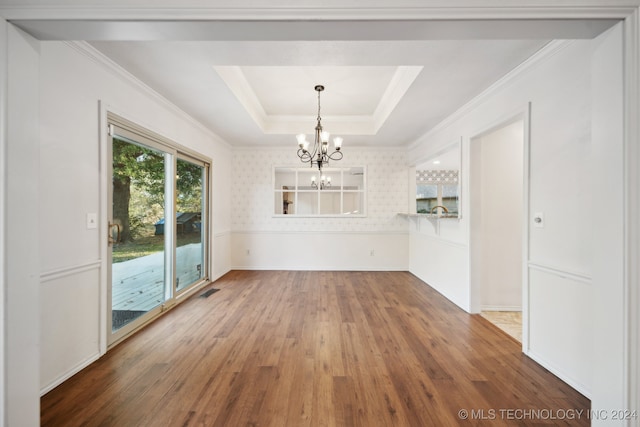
467, 105, 531, 349
99, 103, 212, 351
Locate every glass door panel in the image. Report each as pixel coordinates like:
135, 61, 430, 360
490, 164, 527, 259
110, 135, 168, 334
176, 158, 206, 292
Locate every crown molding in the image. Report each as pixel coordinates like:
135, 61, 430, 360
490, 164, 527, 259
65, 41, 231, 149
215, 65, 421, 136
372, 66, 423, 133
407, 39, 573, 151
231, 144, 407, 152
213, 66, 268, 132
0, 4, 638, 21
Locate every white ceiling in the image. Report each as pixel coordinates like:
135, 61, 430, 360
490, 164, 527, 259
212, 64, 423, 136
5, 6, 618, 149
88, 39, 549, 147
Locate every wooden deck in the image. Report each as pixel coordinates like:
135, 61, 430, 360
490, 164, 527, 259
43, 270, 589, 426
112, 243, 203, 311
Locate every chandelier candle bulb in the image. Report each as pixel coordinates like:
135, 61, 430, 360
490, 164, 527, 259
333, 137, 343, 150
321, 131, 330, 143
296, 134, 307, 149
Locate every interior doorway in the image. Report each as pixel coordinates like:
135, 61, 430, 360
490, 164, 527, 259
470, 118, 525, 343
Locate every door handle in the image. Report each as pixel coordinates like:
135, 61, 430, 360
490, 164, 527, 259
108, 223, 121, 244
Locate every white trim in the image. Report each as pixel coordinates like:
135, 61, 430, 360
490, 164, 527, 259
467, 106, 529, 320
40, 261, 101, 283
526, 350, 591, 399
211, 269, 231, 283
372, 66, 424, 133
230, 230, 408, 236
398, 212, 461, 218
527, 262, 592, 285
272, 214, 368, 219
233, 145, 404, 152
624, 8, 640, 423
104, 108, 213, 348
230, 265, 408, 272
0, 6, 636, 21
0, 18, 7, 427
213, 66, 268, 132
480, 306, 522, 312
66, 42, 230, 150
522, 103, 532, 354
39, 352, 101, 396
98, 101, 109, 356
215, 65, 421, 135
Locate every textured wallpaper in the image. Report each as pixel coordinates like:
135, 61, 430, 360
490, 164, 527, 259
416, 169, 459, 185
230, 147, 409, 232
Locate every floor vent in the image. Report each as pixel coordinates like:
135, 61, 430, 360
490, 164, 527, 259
200, 288, 220, 298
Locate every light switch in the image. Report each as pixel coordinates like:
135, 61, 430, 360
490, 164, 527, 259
533, 212, 544, 228
87, 213, 97, 229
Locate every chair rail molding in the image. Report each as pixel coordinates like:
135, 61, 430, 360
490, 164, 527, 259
40, 260, 102, 284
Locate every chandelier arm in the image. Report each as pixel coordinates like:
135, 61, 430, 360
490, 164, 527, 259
297, 149, 313, 162
327, 151, 344, 161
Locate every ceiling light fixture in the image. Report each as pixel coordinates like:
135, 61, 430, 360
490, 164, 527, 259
296, 85, 343, 171
311, 175, 331, 190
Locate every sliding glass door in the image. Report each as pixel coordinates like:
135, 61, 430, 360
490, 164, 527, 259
107, 114, 209, 345
175, 157, 207, 292
110, 134, 170, 338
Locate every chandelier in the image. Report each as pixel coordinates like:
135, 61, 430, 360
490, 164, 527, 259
296, 85, 343, 171
311, 175, 331, 190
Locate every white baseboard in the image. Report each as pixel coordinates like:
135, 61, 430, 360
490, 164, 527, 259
525, 349, 591, 399
481, 305, 522, 312
230, 265, 408, 272
40, 351, 101, 396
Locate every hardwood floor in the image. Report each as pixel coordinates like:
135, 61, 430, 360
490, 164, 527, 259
41, 271, 589, 426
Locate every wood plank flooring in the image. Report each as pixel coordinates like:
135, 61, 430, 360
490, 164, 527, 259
41, 271, 589, 426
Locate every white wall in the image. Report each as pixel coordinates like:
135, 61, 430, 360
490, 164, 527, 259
4, 24, 41, 427
408, 30, 624, 403
37, 41, 232, 393
409, 231, 468, 307
230, 147, 409, 270
472, 120, 523, 311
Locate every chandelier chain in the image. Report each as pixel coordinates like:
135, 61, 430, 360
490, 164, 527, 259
317, 89, 322, 124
